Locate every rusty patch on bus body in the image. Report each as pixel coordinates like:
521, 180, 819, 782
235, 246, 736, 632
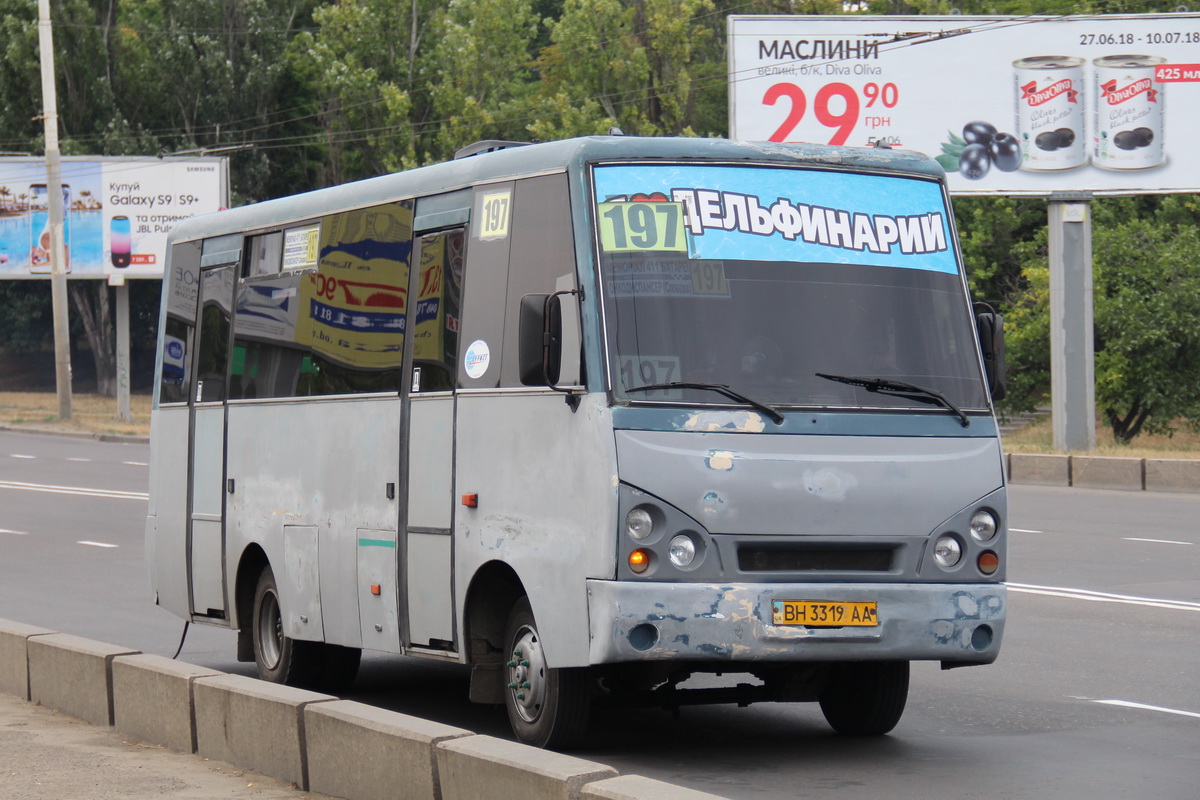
682, 410, 766, 433
706, 450, 735, 471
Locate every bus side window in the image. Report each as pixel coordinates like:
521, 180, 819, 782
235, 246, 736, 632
159, 241, 201, 405
499, 174, 578, 388
291, 201, 414, 397
230, 270, 307, 400
194, 266, 236, 403
411, 229, 464, 393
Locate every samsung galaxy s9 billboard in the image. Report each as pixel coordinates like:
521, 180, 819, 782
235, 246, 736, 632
0, 156, 228, 279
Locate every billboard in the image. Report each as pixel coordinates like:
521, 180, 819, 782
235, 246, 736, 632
0, 156, 228, 279
729, 14, 1200, 195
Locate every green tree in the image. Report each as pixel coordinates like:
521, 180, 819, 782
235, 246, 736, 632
954, 196, 1048, 306
421, 0, 542, 157
1001, 195, 1200, 444
287, 0, 417, 186
1091, 197, 1200, 442
113, 0, 321, 202
531, 0, 720, 140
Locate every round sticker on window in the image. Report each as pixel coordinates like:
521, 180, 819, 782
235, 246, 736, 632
464, 339, 491, 379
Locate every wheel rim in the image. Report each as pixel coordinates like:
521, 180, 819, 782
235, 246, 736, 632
257, 589, 283, 670
507, 624, 547, 724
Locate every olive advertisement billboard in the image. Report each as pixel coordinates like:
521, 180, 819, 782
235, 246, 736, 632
0, 156, 227, 279
728, 14, 1200, 195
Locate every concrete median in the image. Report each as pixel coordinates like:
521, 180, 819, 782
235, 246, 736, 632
436, 734, 619, 800
2, 620, 734, 800
0, 618, 53, 700
26, 632, 140, 726
582, 775, 733, 800
1007, 454, 1200, 493
1008, 453, 1070, 486
112, 653, 224, 754
1070, 455, 1143, 491
304, 699, 472, 800
193, 672, 337, 791
1144, 458, 1200, 493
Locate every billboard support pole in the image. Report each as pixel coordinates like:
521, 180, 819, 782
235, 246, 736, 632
1048, 195, 1096, 451
111, 276, 132, 423
37, 0, 71, 420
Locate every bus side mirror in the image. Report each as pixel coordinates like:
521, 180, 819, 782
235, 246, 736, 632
519, 293, 562, 386
976, 311, 1006, 402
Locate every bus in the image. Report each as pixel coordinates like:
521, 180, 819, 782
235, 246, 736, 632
146, 135, 1008, 749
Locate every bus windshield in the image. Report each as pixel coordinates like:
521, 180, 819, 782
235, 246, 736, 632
594, 162, 990, 413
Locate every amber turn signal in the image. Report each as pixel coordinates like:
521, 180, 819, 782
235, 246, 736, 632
977, 551, 999, 575
629, 549, 650, 574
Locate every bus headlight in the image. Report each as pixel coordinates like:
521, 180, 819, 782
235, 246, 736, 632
969, 510, 999, 543
933, 535, 963, 568
626, 508, 653, 540
668, 535, 696, 567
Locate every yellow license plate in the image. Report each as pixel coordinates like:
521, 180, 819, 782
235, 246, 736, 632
772, 600, 879, 627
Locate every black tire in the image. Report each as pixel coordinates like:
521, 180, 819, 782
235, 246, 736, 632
818, 660, 909, 736
503, 596, 592, 749
251, 567, 333, 690
313, 643, 361, 693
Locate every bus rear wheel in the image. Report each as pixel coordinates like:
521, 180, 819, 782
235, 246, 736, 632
503, 597, 591, 749
818, 660, 909, 736
251, 567, 361, 691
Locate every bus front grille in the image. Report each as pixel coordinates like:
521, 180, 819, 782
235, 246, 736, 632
736, 545, 895, 573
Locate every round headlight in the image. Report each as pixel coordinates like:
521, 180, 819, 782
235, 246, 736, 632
668, 535, 696, 567
970, 510, 998, 543
933, 535, 963, 569
626, 508, 653, 540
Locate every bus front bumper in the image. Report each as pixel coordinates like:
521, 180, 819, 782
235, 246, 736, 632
586, 580, 1005, 666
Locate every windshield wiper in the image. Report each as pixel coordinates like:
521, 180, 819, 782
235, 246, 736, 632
625, 381, 785, 425
815, 372, 970, 428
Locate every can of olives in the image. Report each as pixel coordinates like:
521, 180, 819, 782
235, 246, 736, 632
1013, 56, 1087, 170
1093, 55, 1166, 170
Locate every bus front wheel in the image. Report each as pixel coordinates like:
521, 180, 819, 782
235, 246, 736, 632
503, 597, 591, 749
818, 660, 909, 736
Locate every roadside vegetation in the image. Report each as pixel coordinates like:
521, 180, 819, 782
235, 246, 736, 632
0, 392, 150, 437
1002, 413, 1200, 459
1, 0, 1198, 448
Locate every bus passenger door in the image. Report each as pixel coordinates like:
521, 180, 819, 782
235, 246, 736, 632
188, 263, 237, 619
403, 228, 463, 649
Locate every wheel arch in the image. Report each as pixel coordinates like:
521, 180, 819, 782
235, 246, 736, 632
462, 560, 525, 704
233, 544, 269, 661
463, 560, 525, 666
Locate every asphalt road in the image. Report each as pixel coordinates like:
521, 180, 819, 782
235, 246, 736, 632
1, 429, 1197, 799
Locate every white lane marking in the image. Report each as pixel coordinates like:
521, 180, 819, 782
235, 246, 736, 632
1010, 528, 1042, 534
0, 528, 29, 535
0, 480, 147, 501
122, 461, 148, 467
67, 457, 92, 462
77, 541, 119, 549
1123, 537, 1193, 546
1093, 699, 1200, 720
1009, 582, 1200, 612
10, 454, 35, 459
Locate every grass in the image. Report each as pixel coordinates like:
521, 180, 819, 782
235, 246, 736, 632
1002, 412, 1200, 459
0, 391, 152, 437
